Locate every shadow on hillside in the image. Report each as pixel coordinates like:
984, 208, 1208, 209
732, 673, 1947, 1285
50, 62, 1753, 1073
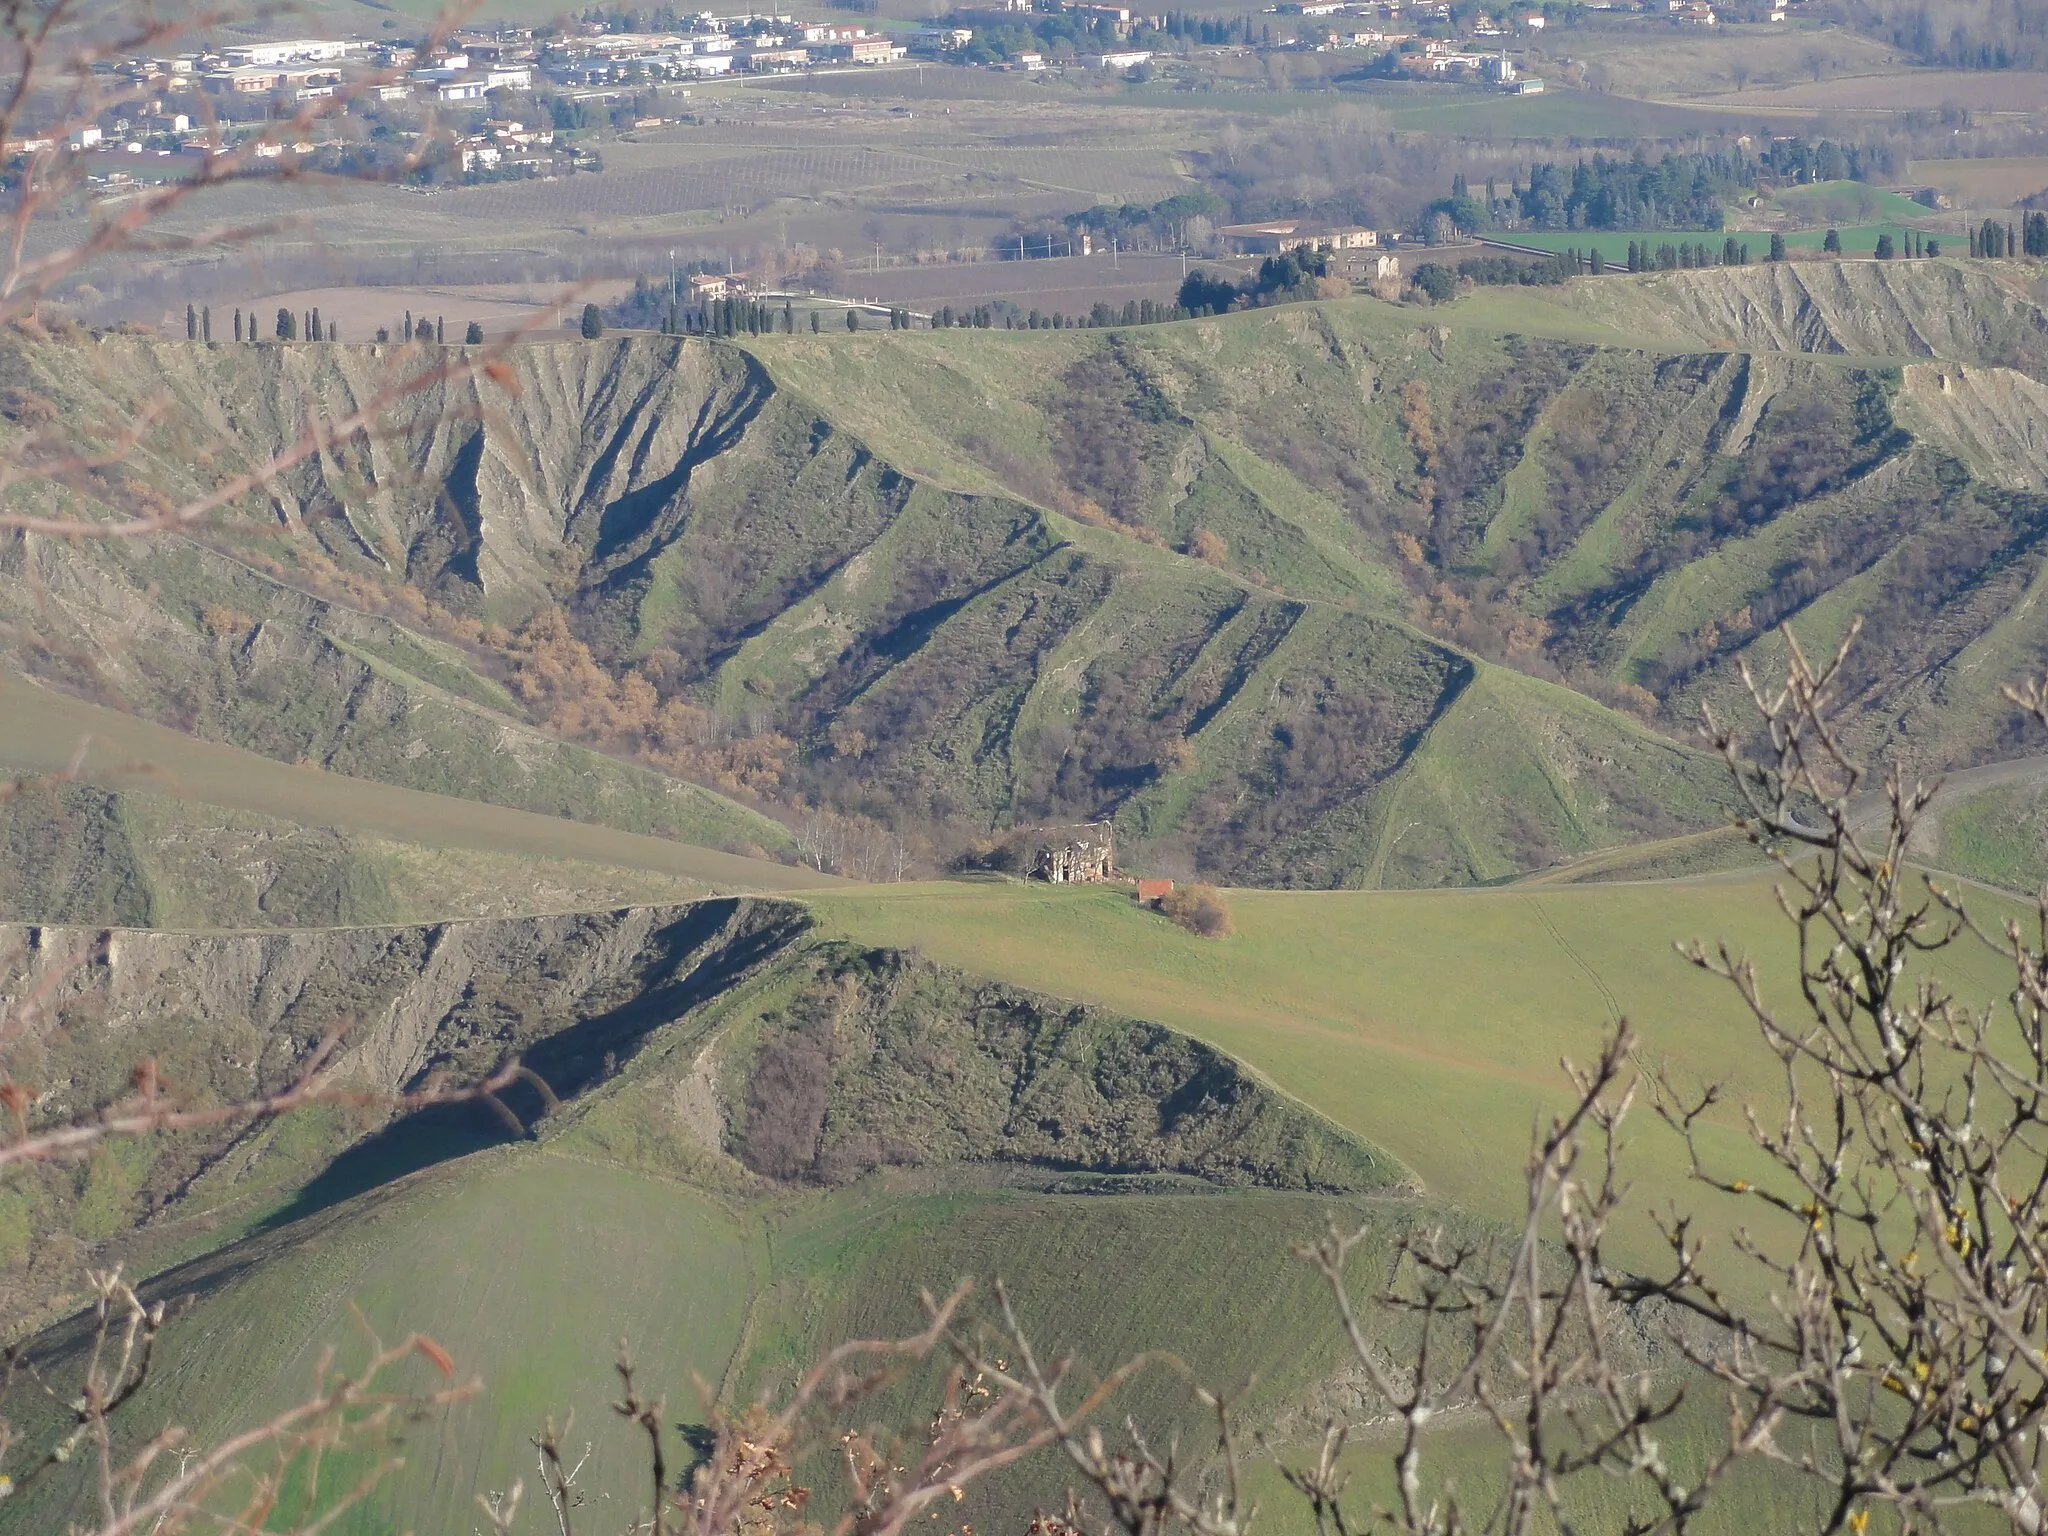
260, 899, 810, 1231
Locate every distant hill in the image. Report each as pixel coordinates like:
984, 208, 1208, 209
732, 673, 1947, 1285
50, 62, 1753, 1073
9, 260, 2048, 885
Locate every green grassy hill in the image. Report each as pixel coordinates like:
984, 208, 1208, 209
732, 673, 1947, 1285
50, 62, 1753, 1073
1766, 179, 1934, 227
17, 259, 2048, 1536
6, 893, 1425, 1532
0, 674, 833, 911
0, 775, 767, 928
14, 265, 2048, 884
0, 318, 1742, 891
751, 265, 2048, 784
17, 863, 2022, 1534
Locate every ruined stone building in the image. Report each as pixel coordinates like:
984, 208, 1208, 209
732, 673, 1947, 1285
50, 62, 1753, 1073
1031, 822, 1115, 883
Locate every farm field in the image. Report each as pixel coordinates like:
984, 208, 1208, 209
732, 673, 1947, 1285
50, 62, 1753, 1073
1553, 24, 1902, 99
1359, 86, 1753, 139
1910, 154, 2048, 206
1766, 178, 1934, 225
1687, 66, 2048, 112
72, 97, 1216, 330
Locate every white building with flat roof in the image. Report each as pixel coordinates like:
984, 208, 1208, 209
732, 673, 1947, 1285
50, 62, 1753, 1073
223, 39, 354, 66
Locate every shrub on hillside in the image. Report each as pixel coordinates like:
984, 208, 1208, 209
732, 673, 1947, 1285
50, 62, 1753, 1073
1408, 263, 1457, 303
739, 1006, 837, 1179
1155, 882, 1232, 939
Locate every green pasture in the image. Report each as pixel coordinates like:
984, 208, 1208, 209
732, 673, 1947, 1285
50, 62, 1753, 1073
747, 1182, 1819, 1535
1769, 179, 1934, 226
810, 873, 2022, 1268
25, 1144, 1799, 1536
49, 862, 2010, 1535
1937, 779, 2048, 893
14, 1154, 755, 1535
19, 853, 2030, 1533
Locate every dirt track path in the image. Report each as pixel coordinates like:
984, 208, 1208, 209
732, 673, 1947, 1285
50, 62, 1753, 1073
1848, 752, 2048, 854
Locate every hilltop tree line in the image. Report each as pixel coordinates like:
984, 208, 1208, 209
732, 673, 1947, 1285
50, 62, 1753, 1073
1756, 134, 1904, 185
1977, 213, 2048, 256
1434, 150, 1749, 234
1059, 190, 1229, 252
1430, 140, 1901, 237
179, 305, 494, 345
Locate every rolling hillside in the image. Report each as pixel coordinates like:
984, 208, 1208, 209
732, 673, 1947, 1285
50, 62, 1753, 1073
11, 865, 2024, 1534
12, 261, 2048, 1536
3, 894, 1414, 1532
0, 317, 1746, 889
13, 264, 2048, 887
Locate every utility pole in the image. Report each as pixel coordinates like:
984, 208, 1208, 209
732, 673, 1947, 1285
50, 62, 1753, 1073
669, 247, 677, 306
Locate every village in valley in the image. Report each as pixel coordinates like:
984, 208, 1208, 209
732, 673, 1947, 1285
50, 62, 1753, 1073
38, 0, 1816, 206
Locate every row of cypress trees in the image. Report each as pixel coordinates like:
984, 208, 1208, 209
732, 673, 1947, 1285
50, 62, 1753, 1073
181, 304, 491, 345
1977, 214, 2048, 257
185, 304, 339, 343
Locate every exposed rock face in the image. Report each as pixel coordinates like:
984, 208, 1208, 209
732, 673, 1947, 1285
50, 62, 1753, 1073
1568, 261, 2048, 363
1898, 362, 2048, 489
0, 327, 1743, 888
